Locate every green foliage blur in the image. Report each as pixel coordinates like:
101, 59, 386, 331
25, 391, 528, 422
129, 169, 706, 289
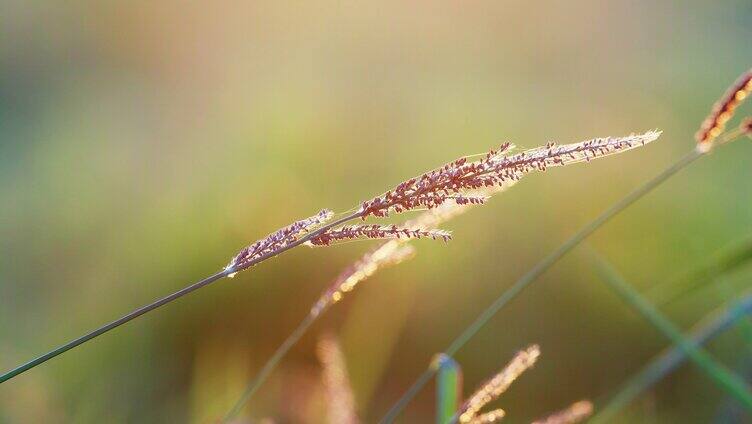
1, 1, 751, 422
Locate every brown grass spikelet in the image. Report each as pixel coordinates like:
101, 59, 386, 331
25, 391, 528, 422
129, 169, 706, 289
225, 209, 334, 276
696, 69, 752, 150
317, 333, 359, 424
408, 184, 513, 229
358, 143, 515, 218
307, 225, 451, 246
531, 400, 593, 424
458, 345, 541, 423
359, 132, 660, 219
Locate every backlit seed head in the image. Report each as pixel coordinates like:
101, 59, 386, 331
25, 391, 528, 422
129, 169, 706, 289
696, 69, 752, 148
359, 132, 659, 219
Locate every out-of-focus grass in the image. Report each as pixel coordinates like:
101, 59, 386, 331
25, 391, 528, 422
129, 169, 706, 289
590, 251, 752, 422
593, 288, 752, 422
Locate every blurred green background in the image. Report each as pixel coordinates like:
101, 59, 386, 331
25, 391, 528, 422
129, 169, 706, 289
1, 1, 751, 422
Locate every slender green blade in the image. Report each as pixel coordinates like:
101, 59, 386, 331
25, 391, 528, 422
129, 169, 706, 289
592, 290, 752, 422
434, 354, 462, 424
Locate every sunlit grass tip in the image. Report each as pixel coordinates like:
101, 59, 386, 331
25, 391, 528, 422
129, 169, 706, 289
696, 68, 752, 151
458, 345, 540, 423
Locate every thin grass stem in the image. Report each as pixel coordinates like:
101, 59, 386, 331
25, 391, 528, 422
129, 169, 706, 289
0, 270, 227, 384
715, 276, 752, 351
435, 354, 462, 424
0, 212, 362, 384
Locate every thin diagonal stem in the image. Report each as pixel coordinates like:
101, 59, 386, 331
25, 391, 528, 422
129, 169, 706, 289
0, 212, 362, 384
223, 312, 317, 422
384, 368, 436, 424
0, 270, 227, 384
379, 148, 703, 423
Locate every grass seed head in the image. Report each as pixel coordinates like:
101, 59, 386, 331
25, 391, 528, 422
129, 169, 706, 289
458, 345, 541, 423
696, 69, 752, 150
359, 132, 660, 219
226, 209, 334, 275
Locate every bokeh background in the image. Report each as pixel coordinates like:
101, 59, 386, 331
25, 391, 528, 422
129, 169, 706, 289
2, 1, 752, 423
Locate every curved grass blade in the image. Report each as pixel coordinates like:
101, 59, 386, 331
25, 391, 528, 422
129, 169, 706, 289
589, 251, 752, 417
435, 354, 462, 424
592, 290, 752, 422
